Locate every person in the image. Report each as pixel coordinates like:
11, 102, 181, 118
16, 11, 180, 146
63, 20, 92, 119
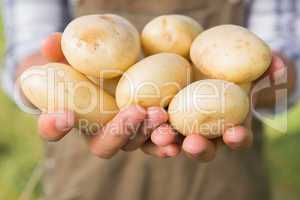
1, 0, 299, 200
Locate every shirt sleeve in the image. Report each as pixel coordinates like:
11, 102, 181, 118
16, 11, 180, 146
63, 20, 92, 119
247, 0, 300, 106
248, 0, 300, 59
1, 0, 72, 100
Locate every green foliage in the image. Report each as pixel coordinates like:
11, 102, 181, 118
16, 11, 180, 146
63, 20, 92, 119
264, 103, 300, 200
0, 90, 43, 200
266, 134, 300, 200
0, 90, 43, 199
0, 16, 43, 200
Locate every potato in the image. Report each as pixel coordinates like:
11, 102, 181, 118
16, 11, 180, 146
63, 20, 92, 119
192, 64, 210, 81
61, 14, 141, 79
142, 15, 203, 58
239, 82, 252, 94
116, 53, 192, 108
168, 79, 249, 138
190, 25, 272, 83
20, 63, 118, 127
86, 76, 120, 97
192, 65, 252, 94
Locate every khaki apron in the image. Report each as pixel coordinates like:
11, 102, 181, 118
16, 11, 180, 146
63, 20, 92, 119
43, 1, 270, 200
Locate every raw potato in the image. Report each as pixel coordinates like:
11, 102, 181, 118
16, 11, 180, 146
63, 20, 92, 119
62, 14, 141, 79
190, 25, 272, 83
168, 79, 249, 138
192, 65, 252, 94
239, 82, 252, 94
142, 15, 203, 58
86, 76, 120, 96
20, 63, 118, 127
192, 64, 210, 81
116, 53, 192, 108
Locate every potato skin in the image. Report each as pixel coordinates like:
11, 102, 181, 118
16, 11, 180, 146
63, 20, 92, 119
168, 79, 249, 138
192, 64, 210, 81
62, 14, 141, 79
20, 63, 118, 127
192, 65, 252, 94
238, 82, 252, 94
142, 15, 203, 58
190, 25, 272, 83
116, 53, 192, 108
86, 76, 120, 97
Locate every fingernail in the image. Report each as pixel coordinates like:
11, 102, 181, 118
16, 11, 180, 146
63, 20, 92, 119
165, 145, 180, 157
147, 107, 168, 125
55, 112, 74, 132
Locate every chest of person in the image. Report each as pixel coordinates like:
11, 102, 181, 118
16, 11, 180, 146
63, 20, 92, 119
70, 0, 245, 29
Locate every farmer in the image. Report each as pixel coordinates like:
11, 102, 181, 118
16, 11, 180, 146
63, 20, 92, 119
2, 0, 299, 199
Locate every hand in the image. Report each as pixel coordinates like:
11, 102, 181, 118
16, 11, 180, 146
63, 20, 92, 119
148, 53, 286, 161
22, 33, 180, 159
150, 121, 253, 161
20, 33, 287, 161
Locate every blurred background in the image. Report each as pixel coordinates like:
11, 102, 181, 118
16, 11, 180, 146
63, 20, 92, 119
0, 8, 300, 200
0, 16, 43, 199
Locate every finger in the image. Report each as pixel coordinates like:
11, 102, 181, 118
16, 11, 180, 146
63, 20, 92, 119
260, 55, 285, 81
270, 55, 285, 75
151, 124, 177, 147
41, 32, 66, 62
38, 111, 75, 141
122, 107, 168, 151
182, 134, 216, 162
89, 105, 146, 158
141, 142, 180, 158
223, 126, 253, 150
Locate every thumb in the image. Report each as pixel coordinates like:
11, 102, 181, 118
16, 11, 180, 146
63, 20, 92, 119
38, 111, 75, 141
41, 32, 66, 63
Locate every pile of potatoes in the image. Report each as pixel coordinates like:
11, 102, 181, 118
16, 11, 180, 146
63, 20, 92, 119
20, 14, 272, 137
